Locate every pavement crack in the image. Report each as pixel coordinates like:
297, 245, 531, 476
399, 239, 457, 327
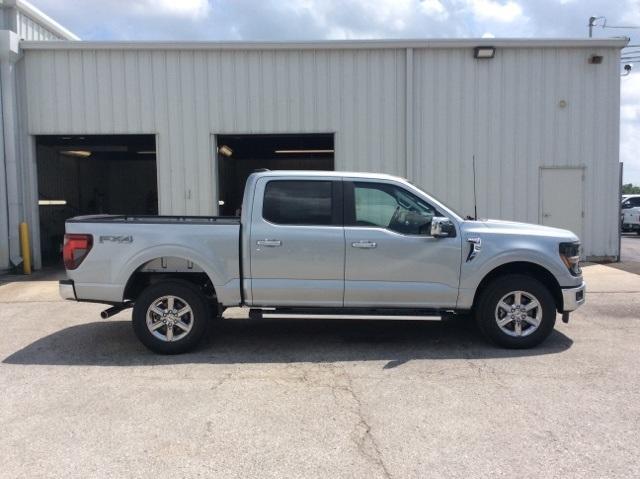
329, 365, 392, 479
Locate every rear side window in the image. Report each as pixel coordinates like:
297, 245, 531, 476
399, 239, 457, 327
263, 180, 333, 225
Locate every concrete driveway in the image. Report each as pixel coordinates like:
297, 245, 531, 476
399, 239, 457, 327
621, 234, 640, 263
1, 265, 639, 478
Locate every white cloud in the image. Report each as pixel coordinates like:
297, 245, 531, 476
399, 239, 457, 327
140, 0, 210, 19
468, 0, 524, 22
419, 0, 448, 18
481, 31, 496, 37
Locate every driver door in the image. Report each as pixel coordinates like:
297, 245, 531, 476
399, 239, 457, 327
343, 180, 461, 308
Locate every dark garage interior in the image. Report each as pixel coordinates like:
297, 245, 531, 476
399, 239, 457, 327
36, 134, 157, 265
216, 133, 334, 216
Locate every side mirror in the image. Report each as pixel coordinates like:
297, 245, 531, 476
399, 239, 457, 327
430, 217, 456, 238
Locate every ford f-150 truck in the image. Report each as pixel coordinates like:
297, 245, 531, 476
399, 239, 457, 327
60, 171, 585, 354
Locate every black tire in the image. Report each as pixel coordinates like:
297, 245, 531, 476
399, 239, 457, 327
475, 274, 556, 349
132, 280, 210, 354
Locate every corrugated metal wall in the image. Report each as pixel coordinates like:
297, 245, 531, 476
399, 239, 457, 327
410, 46, 621, 258
20, 43, 622, 258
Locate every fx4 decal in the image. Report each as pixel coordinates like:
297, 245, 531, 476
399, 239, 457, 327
99, 235, 133, 244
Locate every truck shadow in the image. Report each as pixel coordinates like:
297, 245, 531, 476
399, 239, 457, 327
3, 317, 573, 368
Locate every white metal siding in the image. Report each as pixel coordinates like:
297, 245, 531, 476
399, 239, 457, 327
20, 42, 622, 259
24, 48, 407, 216
411, 46, 621, 258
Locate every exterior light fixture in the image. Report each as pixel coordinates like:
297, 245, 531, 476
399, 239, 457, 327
474, 46, 495, 59
38, 199, 67, 205
588, 55, 603, 64
60, 150, 91, 158
274, 149, 335, 154
217, 145, 233, 157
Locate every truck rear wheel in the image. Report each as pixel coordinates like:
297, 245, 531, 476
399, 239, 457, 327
132, 280, 210, 354
475, 274, 556, 349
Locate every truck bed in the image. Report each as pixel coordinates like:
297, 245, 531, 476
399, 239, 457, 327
64, 214, 242, 305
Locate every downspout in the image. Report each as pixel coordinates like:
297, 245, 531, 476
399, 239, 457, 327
0, 49, 7, 270
0, 30, 21, 269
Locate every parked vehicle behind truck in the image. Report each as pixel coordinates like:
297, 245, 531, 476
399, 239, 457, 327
621, 195, 640, 234
60, 171, 585, 354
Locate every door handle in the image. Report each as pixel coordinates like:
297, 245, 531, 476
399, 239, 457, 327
257, 239, 282, 247
351, 240, 377, 249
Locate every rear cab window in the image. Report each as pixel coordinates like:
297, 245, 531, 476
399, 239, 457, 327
262, 180, 342, 226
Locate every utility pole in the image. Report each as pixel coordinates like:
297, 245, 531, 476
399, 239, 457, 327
588, 16, 605, 37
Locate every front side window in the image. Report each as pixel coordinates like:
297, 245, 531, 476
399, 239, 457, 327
353, 182, 440, 235
263, 180, 333, 225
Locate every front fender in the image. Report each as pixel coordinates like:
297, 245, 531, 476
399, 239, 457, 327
456, 244, 575, 309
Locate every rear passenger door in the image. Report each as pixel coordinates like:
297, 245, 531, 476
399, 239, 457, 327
248, 176, 345, 307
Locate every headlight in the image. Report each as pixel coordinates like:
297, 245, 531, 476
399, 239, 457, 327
559, 241, 581, 276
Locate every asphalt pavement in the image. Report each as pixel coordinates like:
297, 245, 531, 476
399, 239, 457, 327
0, 264, 639, 478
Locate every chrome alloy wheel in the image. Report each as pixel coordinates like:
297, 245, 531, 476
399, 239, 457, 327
494, 290, 542, 337
146, 295, 194, 342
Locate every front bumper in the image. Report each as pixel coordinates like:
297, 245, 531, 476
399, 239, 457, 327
59, 279, 76, 301
561, 281, 586, 312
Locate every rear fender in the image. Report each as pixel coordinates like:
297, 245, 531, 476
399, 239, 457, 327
116, 245, 238, 304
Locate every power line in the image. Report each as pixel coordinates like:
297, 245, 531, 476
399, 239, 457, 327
602, 25, 640, 29
588, 16, 640, 36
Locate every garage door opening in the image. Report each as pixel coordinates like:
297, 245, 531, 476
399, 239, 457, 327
216, 134, 334, 216
36, 134, 157, 265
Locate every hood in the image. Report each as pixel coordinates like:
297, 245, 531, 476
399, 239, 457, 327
470, 219, 579, 241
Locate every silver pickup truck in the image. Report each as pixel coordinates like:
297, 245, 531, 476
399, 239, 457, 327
60, 170, 585, 354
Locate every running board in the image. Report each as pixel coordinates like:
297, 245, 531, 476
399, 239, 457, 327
249, 308, 446, 321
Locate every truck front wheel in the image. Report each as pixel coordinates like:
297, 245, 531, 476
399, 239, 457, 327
475, 274, 556, 349
132, 280, 210, 354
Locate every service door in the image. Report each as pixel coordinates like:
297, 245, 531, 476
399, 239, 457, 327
540, 168, 584, 237
249, 176, 345, 307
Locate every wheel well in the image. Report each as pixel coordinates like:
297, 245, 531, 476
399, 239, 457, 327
123, 260, 217, 304
473, 262, 563, 312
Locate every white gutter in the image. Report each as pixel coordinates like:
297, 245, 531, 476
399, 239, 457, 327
20, 37, 629, 51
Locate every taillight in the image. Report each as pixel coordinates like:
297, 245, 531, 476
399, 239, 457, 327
63, 234, 93, 270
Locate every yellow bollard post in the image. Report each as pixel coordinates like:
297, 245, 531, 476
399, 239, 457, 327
19, 222, 31, 275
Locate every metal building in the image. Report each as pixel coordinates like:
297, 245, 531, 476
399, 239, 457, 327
0, 9, 627, 269
0, 0, 78, 271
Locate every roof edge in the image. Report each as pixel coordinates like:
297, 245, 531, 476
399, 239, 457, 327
14, 0, 79, 41
20, 37, 629, 51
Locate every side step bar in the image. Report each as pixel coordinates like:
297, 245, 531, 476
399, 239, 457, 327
249, 308, 447, 321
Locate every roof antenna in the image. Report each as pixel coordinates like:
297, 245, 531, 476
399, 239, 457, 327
472, 154, 478, 220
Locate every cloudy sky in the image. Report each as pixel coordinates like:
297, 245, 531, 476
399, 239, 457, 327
32, 0, 640, 183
